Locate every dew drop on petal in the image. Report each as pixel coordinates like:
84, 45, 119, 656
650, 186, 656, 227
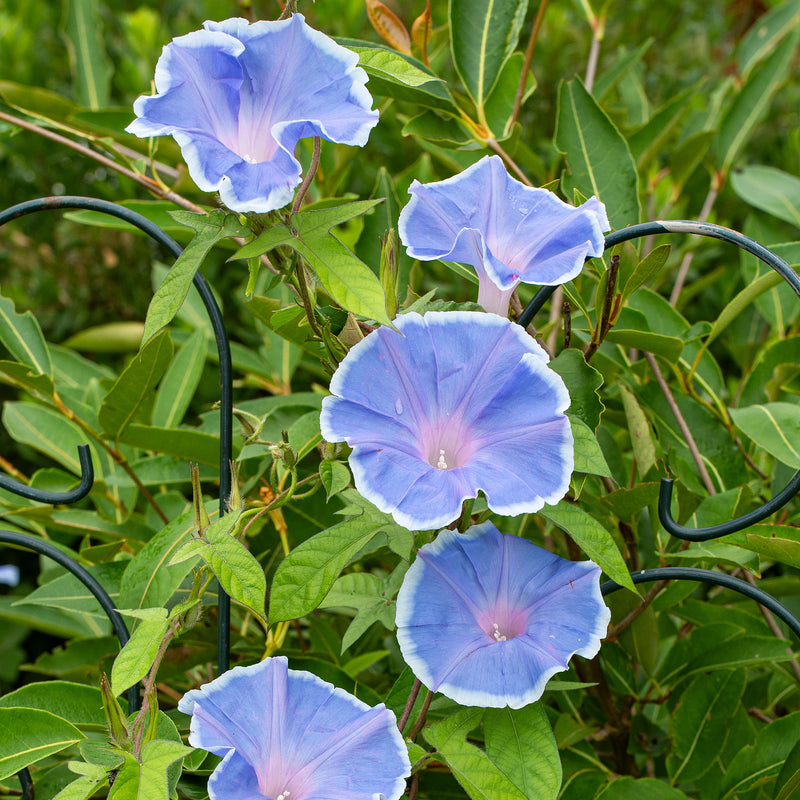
394, 398, 403, 414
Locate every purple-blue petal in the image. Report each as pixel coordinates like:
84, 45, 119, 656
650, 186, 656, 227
127, 15, 378, 214
396, 523, 610, 708
398, 155, 610, 311
321, 311, 570, 530
178, 657, 409, 800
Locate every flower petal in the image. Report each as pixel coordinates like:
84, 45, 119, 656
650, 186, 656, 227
399, 155, 610, 314
128, 15, 378, 214
322, 311, 568, 530
178, 657, 409, 800
396, 523, 610, 708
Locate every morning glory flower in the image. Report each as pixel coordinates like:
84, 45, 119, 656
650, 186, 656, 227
396, 521, 610, 708
127, 14, 379, 213
178, 656, 410, 800
398, 155, 610, 315
320, 311, 573, 531
0, 564, 19, 587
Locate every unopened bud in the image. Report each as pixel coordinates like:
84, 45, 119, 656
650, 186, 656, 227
379, 228, 399, 320
191, 463, 210, 535
101, 674, 131, 750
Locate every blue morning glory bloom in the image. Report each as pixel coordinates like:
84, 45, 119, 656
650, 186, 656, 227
127, 15, 379, 213
0, 565, 19, 587
396, 522, 610, 709
178, 656, 410, 800
398, 155, 610, 315
320, 311, 573, 531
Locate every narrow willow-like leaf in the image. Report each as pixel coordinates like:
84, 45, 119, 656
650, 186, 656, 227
0, 294, 52, 376
99, 330, 173, 440
713, 30, 799, 174
152, 329, 207, 428
60, 0, 112, 109
619, 385, 656, 479
555, 78, 640, 230
449, 0, 528, 115
143, 211, 249, 345
540, 502, 635, 592
737, 0, 800, 77
730, 165, 800, 228
729, 402, 800, 468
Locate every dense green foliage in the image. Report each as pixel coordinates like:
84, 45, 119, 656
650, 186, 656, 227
1, 0, 800, 798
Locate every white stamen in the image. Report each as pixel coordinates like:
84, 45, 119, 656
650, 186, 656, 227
276, 792, 290, 800
437, 449, 448, 470
492, 622, 507, 642
242, 153, 257, 164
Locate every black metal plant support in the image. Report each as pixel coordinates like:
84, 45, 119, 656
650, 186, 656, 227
519, 220, 800, 634
0, 196, 234, 798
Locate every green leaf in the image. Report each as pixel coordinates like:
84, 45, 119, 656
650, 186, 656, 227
604, 329, 683, 362
143, 210, 249, 345
0, 293, 52, 375
554, 78, 641, 230
483, 51, 536, 139
449, 0, 528, 115
484, 704, 562, 799
668, 670, 746, 784
730, 402, 800, 468
425, 708, 527, 800
292, 204, 391, 325
120, 424, 221, 466
171, 511, 266, 620
0, 681, 116, 729
270, 491, 408, 622
320, 460, 351, 500
550, 349, 605, 431
571, 417, 612, 477
107, 740, 192, 800
774, 737, 800, 800
348, 44, 457, 111
713, 30, 799, 174
619, 385, 656, 479
151, 329, 208, 428
0, 707, 84, 781
595, 778, 690, 799
50, 772, 108, 800
2, 402, 101, 477
731, 165, 800, 228
319, 571, 400, 651
60, 0, 112, 109
111, 607, 170, 695
685, 635, 797, 678
722, 711, 800, 798
0, 360, 56, 398
540, 501, 635, 591
621, 245, 671, 302
99, 330, 174, 440
724, 524, 800, 569
119, 503, 216, 610
737, 0, 800, 77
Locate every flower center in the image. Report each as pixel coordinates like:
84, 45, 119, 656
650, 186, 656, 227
492, 622, 507, 642
275, 792, 290, 800
437, 449, 448, 470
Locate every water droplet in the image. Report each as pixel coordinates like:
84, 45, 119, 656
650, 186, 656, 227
394, 398, 403, 414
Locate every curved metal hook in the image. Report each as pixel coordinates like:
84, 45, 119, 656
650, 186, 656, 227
0, 196, 233, 671
0, 529, 137, 709
0, 443, 94, 504
601, 566, 800, 641
518, 220, 800, 541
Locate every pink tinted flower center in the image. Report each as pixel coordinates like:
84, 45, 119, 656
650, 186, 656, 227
476, 604, 528, 642
420, 418, 476, 470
